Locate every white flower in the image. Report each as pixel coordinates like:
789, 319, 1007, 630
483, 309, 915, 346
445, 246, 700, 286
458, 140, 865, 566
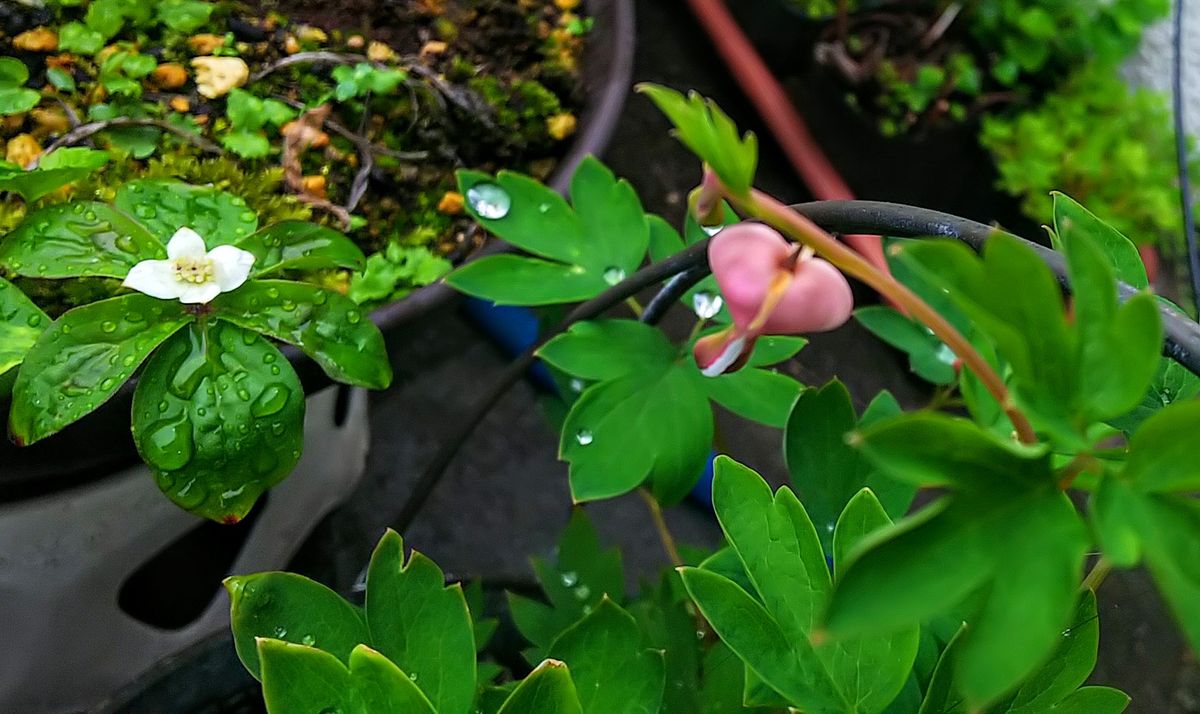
123, 227, 255, 304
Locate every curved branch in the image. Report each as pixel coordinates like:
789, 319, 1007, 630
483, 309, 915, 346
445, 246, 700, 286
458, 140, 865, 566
35, 117, 225, 163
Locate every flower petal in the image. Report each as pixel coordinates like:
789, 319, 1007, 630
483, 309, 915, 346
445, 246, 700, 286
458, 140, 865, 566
167, 227, 208, 259
208, 245, 256, 293
123, 259, 185, 300
178, 281, 222, 304
694, 326, 753, 377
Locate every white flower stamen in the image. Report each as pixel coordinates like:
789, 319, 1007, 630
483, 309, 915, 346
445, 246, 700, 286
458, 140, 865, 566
123, 227, 255, 304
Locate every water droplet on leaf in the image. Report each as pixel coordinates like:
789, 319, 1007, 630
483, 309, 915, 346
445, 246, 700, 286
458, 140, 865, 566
466, 183, 511, 219
574, 429, 593, 446
691, 291, 723, 319
602, 266, 626, 285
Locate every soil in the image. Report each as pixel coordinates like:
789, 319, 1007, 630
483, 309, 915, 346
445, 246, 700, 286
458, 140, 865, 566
0, 0, 586, 312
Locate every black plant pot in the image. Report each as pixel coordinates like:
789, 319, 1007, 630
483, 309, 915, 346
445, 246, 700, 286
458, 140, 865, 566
0, 0, 637, 503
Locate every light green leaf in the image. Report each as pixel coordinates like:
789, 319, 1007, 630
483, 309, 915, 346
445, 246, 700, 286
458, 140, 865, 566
1046, 687, 1129, 713
548, 598, 665, 714
132, 322, 305, 522
10, 295, 188, 444
0, 148, 110, 201
365, 530, 476, 714
213, 280, 392, 389
1138, 494, 1200, 653
855, 306, 957, 384
637, 84, 758, 194
225, 572, 369, 680
114, 179, 260, 246
569, 156, 650, 277
58, 23, 106, 54
1052, 192, 1147, 289
236, 221, 366, 275
0, 201, 164, 278
156, 0, 215, 32
221, 129, 271, 158
703, 366, 803, 428
0, 57, 39, 116
257, 640, 436, 714
1121, 400, 1200, 492
0, 277, 49, 377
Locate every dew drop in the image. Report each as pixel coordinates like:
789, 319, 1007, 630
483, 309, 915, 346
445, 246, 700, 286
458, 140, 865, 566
568, 378, 585, 393
301, 634, 316, 646
560, 571, 578, 587
240, 210, 257, 222
346, 311, 361, 325
408, 673, 418, 682
466, 183, 511, 219
701, 224, 723, 237
251, 384, 290, 417
574, 429, 593, 446
573, 584, 591, 600
99, 377, 115, 390
602, 266, 626, 285
144, 420, 194, 471
134, 205, 156, 219
100, 320, 117, 333
273, 626, 288, 638
691, 291, 723, 319
537, 203, 550, 213
26, 314, 41, 327
266, 287, 280, 300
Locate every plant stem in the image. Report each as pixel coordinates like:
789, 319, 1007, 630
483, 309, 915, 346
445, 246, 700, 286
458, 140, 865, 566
1056, 453, 1099, 490
685, 316, 708, 347
625, 296, 644, 317
732, 188, 1039, 444
638, 488, 684, 568
1083, 557, 1112, 592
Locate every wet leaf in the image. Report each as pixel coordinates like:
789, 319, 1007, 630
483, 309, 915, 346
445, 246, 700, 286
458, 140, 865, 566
213, 280, 392, 389
132, 321, 305, 522
226, 571, 368, 680
447, 254, 610, 306
0, 148, 110, 201
496, 660, 583, 714
538, 319, 676, 381
257, 640, 436, 714
114, 179, 259, 246
0, 276, 49, 378
10, 294, 189, 444
366, 530, 477, 714
236, 221, 366, 275
0, 201, 164, 278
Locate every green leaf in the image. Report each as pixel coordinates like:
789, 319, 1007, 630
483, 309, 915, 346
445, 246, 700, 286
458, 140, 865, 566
855, 306, 957, 384
0, 57, 38, 116
702, 366, 803, 428
510, 508, 624, 652
1120, 400, 1200, 492
713, 456, 830, 638
132, 322, 305, 522
257, 640, 436, 714
1138, 494, 1200, 652
365, 530, 476, 714
156, 0, 215, 32
1046, 687, 1130, 713
680, 567, 847, 713
561, 367, 712, 504
114, 179, 260, 246
548, 598, 665, 714
0, 277, 49, 377
833, 488, 890, 581
0, 201, 164, 278
45, 67, 76, 93
1052, 192, 1147, 289
1109, 357, 1200, 434
827, 490, 1088, 708
537, 319, 676, 381
445, 254, 609, 306
58, 23, 106, 54
784, 380, 915, 550
1092, 476, 1143, 567
10, 295, 189, 444
221, 129, 271, 158
637, 84, 758, 193
569, 156, 650, 277
496, 660, 583, 714
453, 160, 649, 305
853, 411, 1051, 492
212, 280, 392, 390
235, 221, 366, 275
0, 148, 110, 201
226, 89, 266, 131
225, 572, 369, 680
917, 624, 968, 714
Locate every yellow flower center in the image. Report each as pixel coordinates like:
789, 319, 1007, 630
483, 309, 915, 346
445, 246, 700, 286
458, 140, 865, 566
172, 256, 214, 284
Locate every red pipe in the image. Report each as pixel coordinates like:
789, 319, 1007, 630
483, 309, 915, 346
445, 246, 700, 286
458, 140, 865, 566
683, 0, 890, 277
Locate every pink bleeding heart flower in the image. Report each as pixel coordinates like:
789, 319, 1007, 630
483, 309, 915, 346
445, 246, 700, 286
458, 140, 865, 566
694, 222, 854, 376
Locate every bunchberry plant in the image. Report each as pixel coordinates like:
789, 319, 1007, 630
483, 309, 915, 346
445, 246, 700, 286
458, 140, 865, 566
227, 85, 1200, 713
0, 179, 390, 521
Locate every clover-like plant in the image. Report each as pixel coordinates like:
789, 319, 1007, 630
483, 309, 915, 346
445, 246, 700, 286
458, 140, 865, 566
0, 179, 391, 521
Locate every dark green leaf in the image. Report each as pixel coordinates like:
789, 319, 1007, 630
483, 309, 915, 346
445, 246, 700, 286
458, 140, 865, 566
570, 156, 650, 276
11, 295, 188, 444
1046, 687, 1129, 713
0, 201, 164, 278
833, 488, 890, 581
855, 306, 957, 384
0, 148, 109, 201
457, 170, 584, 265
496, 660, 583, 714
236, 221, 365, 275
445, 254, 609, 306
213, 280, 392, 390
133, 322, 305, 521
548, 598, 665, 714
365, 529, 476, 714
703, 366, 803, 428
0, 277, 48, 377
257, 640, 436, 714
114, 179, 259, 246
1052, 193, 1147, 289
45, 67, 76, 92
225, 572, 368, 680
1138, 494, 1200, 652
